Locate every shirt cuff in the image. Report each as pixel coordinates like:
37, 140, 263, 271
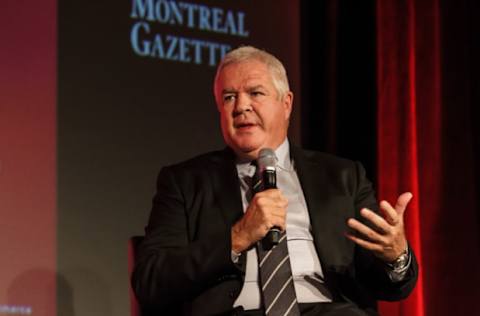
385, 246, 412, 282
231, 250, 241, 264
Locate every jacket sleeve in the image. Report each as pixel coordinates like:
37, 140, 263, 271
131, 166, 240, 310
352, 161, 419, 301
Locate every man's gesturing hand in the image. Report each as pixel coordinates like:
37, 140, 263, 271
231, 189, 288, 253
345, 192, 412, 263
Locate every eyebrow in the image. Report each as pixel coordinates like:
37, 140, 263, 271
221, 85, 266, 95
221, 88, 237, 95
246, 85, 266, 91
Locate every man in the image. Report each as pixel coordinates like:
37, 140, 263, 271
132, 46, 418, 316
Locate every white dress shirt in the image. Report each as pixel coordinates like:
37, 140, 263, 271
233, 139, 333, 310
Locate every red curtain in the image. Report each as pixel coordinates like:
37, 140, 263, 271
377, 0, 480, 315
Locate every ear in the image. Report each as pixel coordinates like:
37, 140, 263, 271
283, 91, 294, 120
213, 77, 226, 112
215, 99, 222, 112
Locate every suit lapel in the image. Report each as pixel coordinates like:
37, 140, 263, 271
206, 146, 354, 271
291, 146, 354, 272
208, 148, 244, 227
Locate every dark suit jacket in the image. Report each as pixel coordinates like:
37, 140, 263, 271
132, 145, 418, 316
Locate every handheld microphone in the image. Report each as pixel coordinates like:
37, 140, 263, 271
257, 148, 281, 247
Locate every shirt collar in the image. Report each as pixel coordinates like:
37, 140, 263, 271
236, 160, 254, 177
235, 138, 292, 177
275, 138, 292, 171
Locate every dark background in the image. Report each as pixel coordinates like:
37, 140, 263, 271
301, 0, 377, 178
57, 1, 300, 315
1, 0, 478, 315
302, 1, 480, 315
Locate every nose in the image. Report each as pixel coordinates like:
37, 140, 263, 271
233, 93, 252, 115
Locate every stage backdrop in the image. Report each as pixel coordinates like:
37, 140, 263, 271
0, 1, 57, 316
57, 1, 300, 315
1, 1, 300, 316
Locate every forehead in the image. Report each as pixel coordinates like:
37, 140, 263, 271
217, 60, 274, 89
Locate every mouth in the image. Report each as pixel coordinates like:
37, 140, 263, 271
235, 122, 258, 131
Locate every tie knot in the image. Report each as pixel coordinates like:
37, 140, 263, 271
251, 162, 262, 194
246, 160, 257, 177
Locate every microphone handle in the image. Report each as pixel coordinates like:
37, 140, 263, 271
263, 170, 281, 246
266, 227, 281, 245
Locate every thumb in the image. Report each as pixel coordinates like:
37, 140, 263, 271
395, 192, 413, 216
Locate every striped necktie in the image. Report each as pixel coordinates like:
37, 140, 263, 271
251, 161, 300, 316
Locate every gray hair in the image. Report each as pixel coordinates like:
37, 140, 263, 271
214, 46, 290, 101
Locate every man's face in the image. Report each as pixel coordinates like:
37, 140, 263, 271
214, 60, 293, 160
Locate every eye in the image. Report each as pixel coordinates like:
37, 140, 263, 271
223, 94, 236, 103
250, 90, 265, 97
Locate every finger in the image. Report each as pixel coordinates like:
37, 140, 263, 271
380, 192, 412, 224
261, 206, 286, 223
275, 196, 289, 209
347, 218, 388, 244
265, 210, 287, 225
274, 194, 289, 208
345, 233, 384, 253
261, 188, 286, 200
255, 191, 288, 207
253, 195, 280, 208
395, 192, 413, 215
359, 208, 392, 234
265, 215, 286, 232
379, 200, 400, 226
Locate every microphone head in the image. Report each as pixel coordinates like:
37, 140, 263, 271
258, 148, 277, 171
